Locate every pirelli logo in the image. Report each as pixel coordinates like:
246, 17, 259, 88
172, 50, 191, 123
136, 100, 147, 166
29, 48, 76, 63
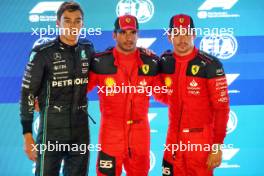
52, 78, 88, 87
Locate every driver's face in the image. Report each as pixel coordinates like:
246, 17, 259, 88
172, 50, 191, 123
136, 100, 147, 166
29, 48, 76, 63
57, 10, 83, 42
114, 29, 138, 53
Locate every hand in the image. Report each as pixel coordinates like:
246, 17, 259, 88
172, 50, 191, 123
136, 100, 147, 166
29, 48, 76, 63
140, 47, 156, 56
206, 149, 222, 170
23, 133, 37, 161
34, 98, 39, 112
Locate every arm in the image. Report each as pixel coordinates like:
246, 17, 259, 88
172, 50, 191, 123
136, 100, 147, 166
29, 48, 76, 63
20, 50, 45, 134
20, 49, 45, 161
87, 70, 98, 93
207, 62, 230, 144
206, 60, 230, 169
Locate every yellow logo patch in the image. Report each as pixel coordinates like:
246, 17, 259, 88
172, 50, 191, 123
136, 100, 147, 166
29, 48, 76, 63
141, 64, 150, 74
165, 77, 172, 88
191, 65, 200, 75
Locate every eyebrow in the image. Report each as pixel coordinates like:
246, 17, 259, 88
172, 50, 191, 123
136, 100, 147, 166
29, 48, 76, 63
128, 30, 137, 34
63, 17, 82, 20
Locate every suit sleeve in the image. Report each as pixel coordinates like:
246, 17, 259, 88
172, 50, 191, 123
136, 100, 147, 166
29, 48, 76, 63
20, 50, 46, 134
87, 70, 98, 93
207, 60, 230, 144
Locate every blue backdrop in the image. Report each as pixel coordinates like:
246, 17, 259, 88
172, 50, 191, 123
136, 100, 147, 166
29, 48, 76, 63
0, 0, 263, 175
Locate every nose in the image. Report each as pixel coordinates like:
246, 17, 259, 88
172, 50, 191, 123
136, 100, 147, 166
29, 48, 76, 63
179, 35, 186, 42
126, 33, 133, 41
69, 21, 79, 28
67, 22, 74, 29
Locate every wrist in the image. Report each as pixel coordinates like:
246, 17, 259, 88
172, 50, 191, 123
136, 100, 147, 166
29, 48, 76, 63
23, 133, 33, 140
212, 144, 222, 152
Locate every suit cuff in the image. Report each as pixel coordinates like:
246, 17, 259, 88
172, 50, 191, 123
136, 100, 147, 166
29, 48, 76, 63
21, 120, 33, 134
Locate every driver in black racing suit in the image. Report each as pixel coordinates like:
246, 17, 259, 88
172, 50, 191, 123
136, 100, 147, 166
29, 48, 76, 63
20, 2, 94, 176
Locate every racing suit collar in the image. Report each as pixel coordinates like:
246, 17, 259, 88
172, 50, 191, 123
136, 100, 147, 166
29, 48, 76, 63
113, 47, 143, 67
173, 47, 198, 62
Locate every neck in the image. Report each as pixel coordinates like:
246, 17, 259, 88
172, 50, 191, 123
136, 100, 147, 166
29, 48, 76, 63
174, 46, 194, 57
116, 46, 136, 55
59, 35, 78, 46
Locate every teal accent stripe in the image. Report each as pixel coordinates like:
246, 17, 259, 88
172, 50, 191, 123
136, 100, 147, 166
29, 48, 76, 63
39, 82, 50, 176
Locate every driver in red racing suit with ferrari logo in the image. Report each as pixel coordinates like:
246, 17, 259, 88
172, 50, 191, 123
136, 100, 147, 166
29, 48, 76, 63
160, 14, 230, 176
88, 15, 167, 176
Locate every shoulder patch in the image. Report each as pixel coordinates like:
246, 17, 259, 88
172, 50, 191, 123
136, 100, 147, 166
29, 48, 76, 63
29, 41, 55, 62
160, 50, 173, 58
197, 50, 219, 64
33, 40, 56, 52
187, 58, 207, 77
198, 50, 222, 66
139, 54, 159, 76
160, 50, 175, 74
91, 50, 117, 74
94, 48, 113, 58
29, 51, 37, 62
138, 47, 158, 58
206, 58, 225, 78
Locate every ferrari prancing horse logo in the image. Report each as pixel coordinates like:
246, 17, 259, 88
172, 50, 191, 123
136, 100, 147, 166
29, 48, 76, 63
142, 64, 149, 74
125, 17, 131, 24
191, 65, 200, 75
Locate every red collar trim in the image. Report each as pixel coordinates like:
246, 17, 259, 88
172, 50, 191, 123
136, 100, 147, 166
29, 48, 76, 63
173, 47, 198, 62
113, 47, 143, 67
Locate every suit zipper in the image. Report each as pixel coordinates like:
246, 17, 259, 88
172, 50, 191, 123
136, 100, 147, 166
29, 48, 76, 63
127, 71, 133, 158
173, 63, 183, 160
120, 65, 134, 158
70, 48, 77, 138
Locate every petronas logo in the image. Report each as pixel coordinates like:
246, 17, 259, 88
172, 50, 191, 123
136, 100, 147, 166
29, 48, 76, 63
81, 50, 86, 59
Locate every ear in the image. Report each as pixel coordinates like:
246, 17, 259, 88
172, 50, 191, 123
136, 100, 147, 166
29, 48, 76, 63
192, 34, 196, 41
167, 33, 172, 43
135, 31, 139, 37
112, 32, 117, 40
56, 20, 60, 28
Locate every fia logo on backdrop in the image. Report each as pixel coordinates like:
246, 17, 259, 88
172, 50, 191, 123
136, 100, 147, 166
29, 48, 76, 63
200, 34, 238, 60
116, 0, 154, 23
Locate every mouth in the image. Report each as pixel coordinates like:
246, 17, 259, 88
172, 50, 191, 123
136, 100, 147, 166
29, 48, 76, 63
124, 42, 134, 47
178, 43, 188, 48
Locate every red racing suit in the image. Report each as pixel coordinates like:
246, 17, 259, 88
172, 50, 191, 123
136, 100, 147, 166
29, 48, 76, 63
160, 48, 230, 176
88, 48, 166, 176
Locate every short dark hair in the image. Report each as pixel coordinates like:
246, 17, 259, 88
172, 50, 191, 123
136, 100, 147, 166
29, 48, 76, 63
57, 1, 84, 21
